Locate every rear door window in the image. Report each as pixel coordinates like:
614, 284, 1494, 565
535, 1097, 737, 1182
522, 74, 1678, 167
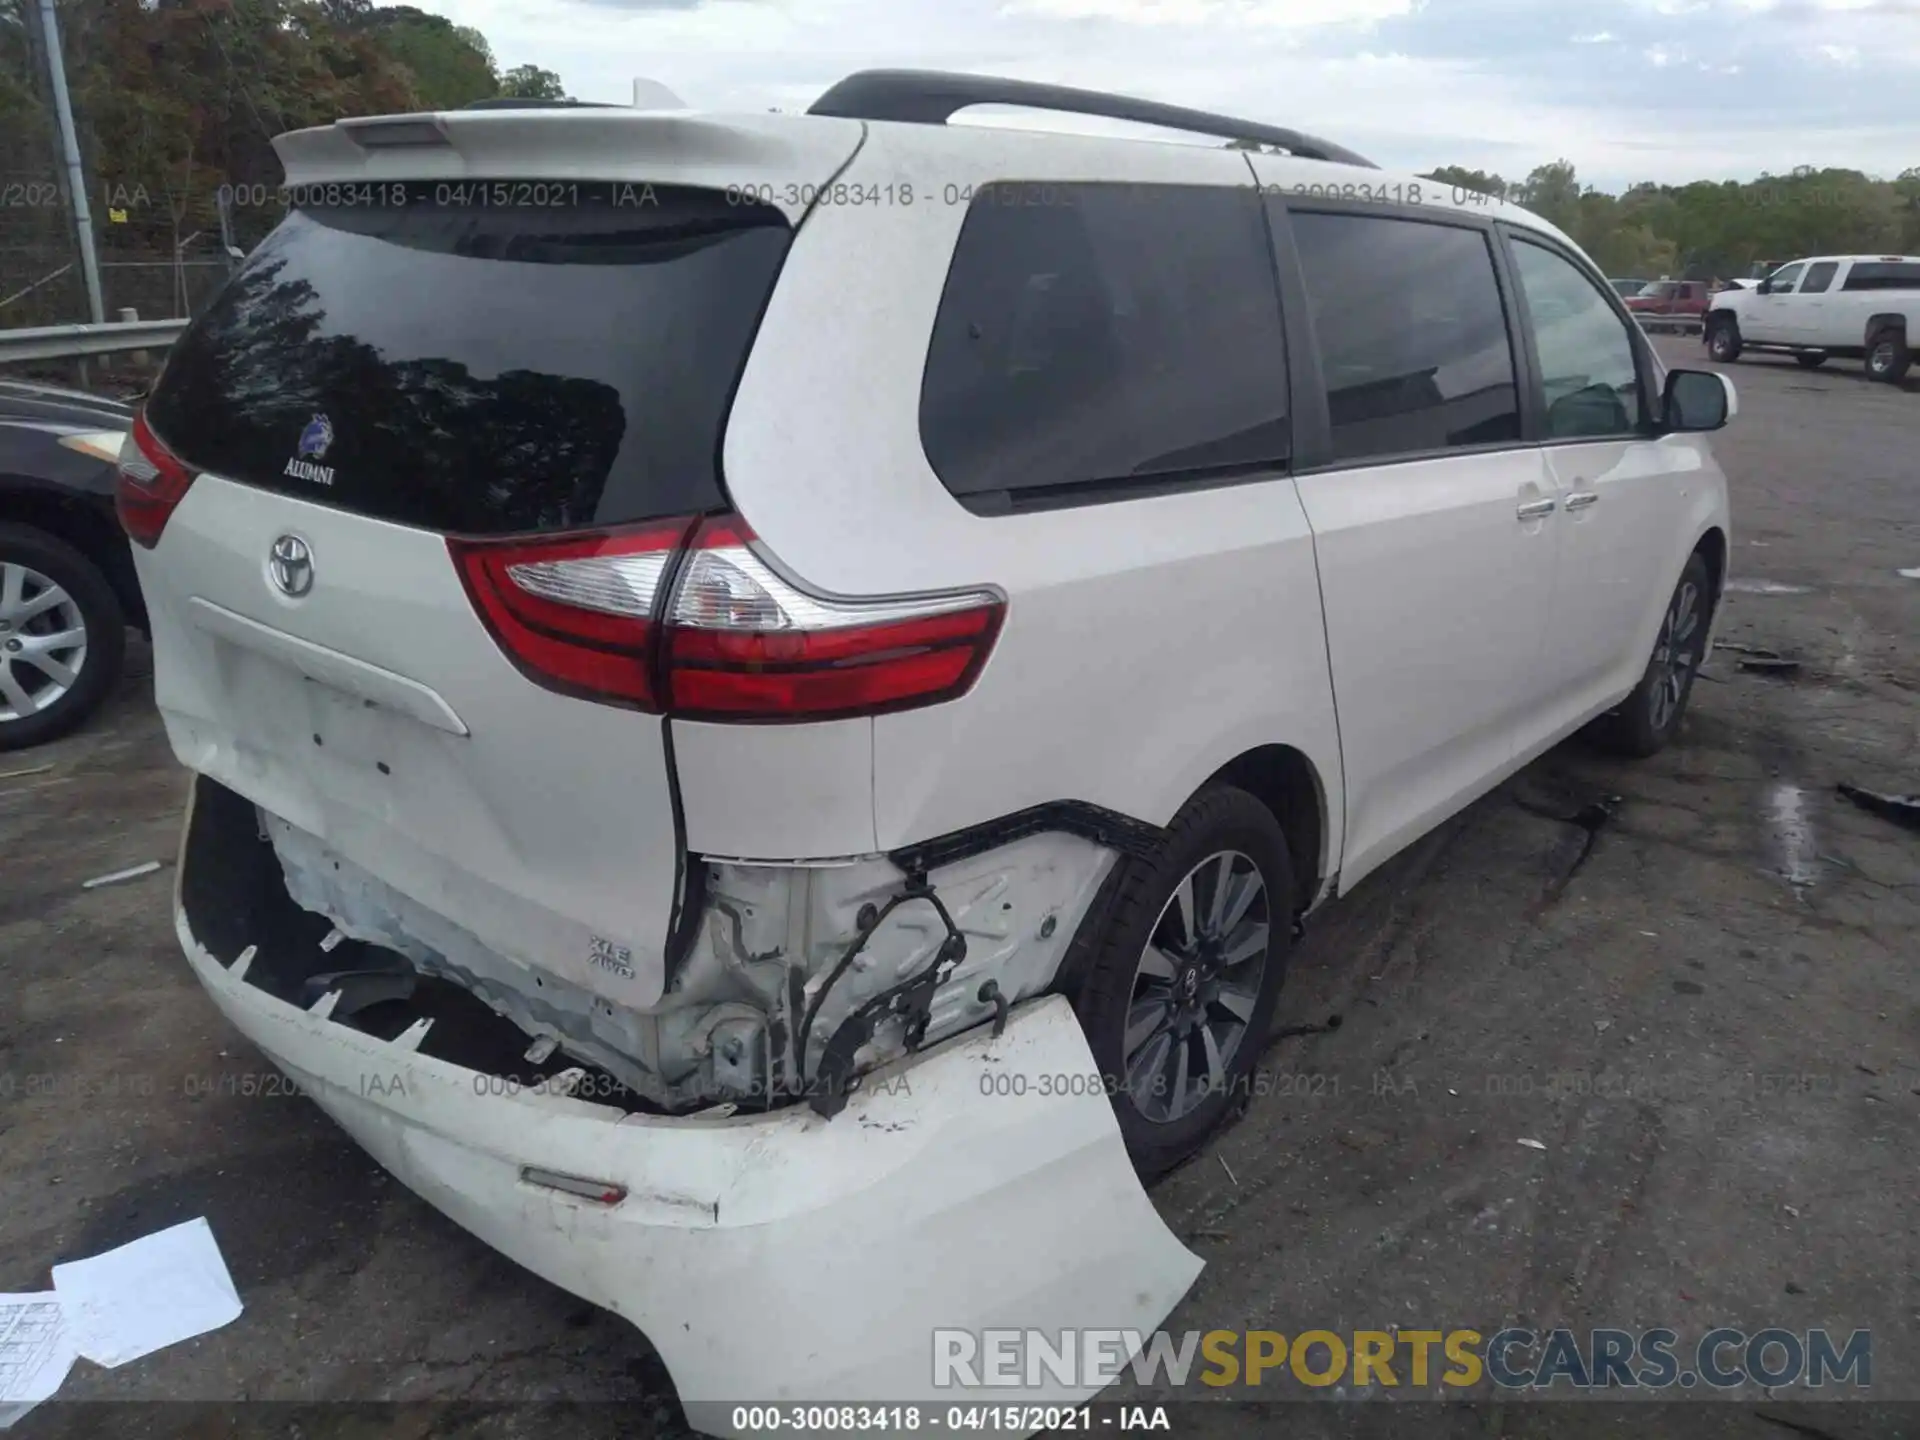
1284, 210, 1521, 464
1842, 260, 1920, 290
919, 183, 1289, 513
145, 184, 792, 536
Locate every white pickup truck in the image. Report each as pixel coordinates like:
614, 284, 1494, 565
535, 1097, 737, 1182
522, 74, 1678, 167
1704, 254, 1920, 382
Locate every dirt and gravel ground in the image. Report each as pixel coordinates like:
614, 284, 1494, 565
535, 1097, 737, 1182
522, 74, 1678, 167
3, 337, 1916, 1439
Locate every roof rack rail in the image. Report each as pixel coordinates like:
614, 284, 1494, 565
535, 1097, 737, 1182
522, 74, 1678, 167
460, 97, 621, 111
807, 69, 1377, 170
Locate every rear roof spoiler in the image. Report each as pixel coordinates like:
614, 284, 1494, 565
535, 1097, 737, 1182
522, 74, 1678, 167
270, 109, 866, 224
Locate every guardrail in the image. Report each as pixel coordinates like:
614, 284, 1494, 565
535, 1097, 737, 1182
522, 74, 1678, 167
0, 318, 188, 364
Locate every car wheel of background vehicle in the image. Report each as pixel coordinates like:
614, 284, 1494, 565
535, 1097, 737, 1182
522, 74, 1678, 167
1070, 785, 1293, 1180
0, 522, 126, 752
1865, 330, 1911, 383
1587, 551, 1712, 760
1794, 351, 1827, 369
1706, 317, 1742, 362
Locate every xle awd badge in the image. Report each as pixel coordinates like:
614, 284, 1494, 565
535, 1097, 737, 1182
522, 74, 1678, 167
284, 413, 336, 487
589, 936, 636, 981
269, 535, 314, 598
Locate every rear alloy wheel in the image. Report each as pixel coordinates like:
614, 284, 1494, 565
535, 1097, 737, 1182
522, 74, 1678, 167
1070, 785, 1293, 1178
1124, 849, 1269, 1125
1588, 552, 1712, 759
1706, 318, 1742, 362
1865, 331, 1911, 384
0, 524, 125, 751
1794, 351, 1827, 369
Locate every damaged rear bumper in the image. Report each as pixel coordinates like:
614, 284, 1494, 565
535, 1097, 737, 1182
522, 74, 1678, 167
174, 893, 1202, 1435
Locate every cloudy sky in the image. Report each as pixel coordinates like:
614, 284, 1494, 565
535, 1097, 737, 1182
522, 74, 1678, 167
411, 0, 1919, 190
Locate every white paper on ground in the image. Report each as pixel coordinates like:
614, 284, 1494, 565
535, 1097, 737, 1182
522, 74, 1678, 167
0, 1293, 76, 1430
50, 1218, 243, 1369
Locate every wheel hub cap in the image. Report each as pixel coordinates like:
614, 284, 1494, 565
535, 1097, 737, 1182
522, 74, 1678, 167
0, 560, 88, 724
1649, 580, 1700, 731
1121, 848, 1272, 1124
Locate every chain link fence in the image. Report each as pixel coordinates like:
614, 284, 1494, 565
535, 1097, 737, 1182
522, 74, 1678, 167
2, 1, 281, 335
1, 164, 258, 327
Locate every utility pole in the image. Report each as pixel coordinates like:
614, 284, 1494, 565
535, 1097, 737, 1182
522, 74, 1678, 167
36, 0, 106, 326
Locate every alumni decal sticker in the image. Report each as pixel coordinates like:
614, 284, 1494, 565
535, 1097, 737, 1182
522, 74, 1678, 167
284, 412, 336, 486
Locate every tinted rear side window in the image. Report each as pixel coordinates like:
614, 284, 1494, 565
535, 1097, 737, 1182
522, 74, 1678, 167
1842, 261, 1920, 290
1286, 211, 1520, 464
145, 184, 791, 535
920, 183, 1288, 513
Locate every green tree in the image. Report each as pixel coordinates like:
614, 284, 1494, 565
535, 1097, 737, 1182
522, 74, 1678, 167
67, 0, 419, 235
363, 5, 497, 109
1514, 160, 1582, 231
500, 63, 565, 101
1896, 167, 1920, 251
316, 0, 374, 28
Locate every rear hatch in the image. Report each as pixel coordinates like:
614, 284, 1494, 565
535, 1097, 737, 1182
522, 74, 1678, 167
131, 108, 865, 1009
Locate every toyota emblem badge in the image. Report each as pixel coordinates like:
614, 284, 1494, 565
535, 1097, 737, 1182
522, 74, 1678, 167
268, 534, 314, 598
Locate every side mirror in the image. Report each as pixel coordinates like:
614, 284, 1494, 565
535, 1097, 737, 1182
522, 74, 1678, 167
1664, 368, 1736, 432
1756, 278, 1773, 294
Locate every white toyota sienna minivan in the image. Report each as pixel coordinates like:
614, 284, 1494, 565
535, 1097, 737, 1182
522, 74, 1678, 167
122, 71, 1734, 1432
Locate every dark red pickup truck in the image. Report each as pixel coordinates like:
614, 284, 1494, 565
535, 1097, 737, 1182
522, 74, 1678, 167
1624, 280, 1710, 331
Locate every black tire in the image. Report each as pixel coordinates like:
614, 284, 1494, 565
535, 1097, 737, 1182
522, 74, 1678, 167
1865, 329, 1911, 384
1069, 784, 1293, 1179
0, 522, 126, 752
1706, 316, 1742, 362
1587, 552, 1712, 760
1794, 351, 1827, 369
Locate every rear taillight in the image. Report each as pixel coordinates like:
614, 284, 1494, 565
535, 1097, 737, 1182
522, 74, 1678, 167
665, 518, 1002, 721
115, 413, 199, 549
450, 518, 695, 710
449, 515, 1004, 722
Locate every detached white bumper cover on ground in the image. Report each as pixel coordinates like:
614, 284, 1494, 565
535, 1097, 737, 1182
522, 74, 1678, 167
175, 904, 1202, 1438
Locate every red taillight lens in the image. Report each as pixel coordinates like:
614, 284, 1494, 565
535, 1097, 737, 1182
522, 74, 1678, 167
448, 514, 1004, 721
115, 412, 199, 549
664, 517, 1003, 721
449, 518, 696, 711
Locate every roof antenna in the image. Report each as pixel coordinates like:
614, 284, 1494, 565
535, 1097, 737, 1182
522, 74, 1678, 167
631, 77, 687, 110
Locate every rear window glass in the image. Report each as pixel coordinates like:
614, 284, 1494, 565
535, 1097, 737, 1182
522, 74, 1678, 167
919, 183, 1289, 513
145, 183, 791, 535
1286, 210, 1520, 464
1842, 261, 1920, 290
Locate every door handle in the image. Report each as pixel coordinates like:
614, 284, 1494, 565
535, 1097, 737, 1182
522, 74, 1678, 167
1516, 497, 1557, 521
1564, 491, 1599, 511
